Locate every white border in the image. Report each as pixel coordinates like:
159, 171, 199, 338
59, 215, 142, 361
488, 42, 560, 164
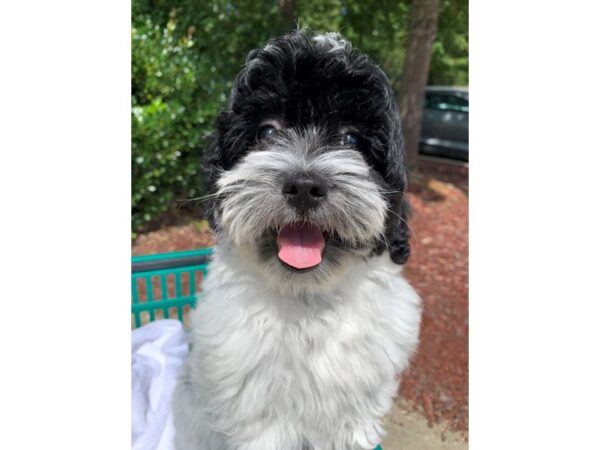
1, 1, 131, 448
471, 1, 600, 448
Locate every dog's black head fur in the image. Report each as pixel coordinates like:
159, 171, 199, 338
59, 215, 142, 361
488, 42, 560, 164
204, 31, 411, 265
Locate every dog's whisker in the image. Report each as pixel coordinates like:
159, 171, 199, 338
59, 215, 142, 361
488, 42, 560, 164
176, 192, 223, 206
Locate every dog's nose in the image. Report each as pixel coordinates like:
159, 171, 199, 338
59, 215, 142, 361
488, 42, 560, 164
282, 174, 328, 212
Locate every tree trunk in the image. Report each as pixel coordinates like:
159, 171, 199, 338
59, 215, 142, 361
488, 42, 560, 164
397, 0, 442, 172
278, 0, 297, 32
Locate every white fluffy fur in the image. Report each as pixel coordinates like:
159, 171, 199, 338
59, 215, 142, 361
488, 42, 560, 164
173, 245, 421, 450
312, 32, 350, 53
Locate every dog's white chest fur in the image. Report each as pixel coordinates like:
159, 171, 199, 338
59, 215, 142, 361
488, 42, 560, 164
173, 249, 421, 450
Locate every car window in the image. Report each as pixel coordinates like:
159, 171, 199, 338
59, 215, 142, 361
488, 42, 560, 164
425, 93, 469, 113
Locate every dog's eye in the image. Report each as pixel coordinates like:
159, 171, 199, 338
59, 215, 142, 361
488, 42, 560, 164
257, 125, 277, 141
341, 133, 358, 146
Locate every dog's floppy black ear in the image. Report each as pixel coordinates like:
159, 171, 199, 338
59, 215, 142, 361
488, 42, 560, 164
203, 134, 222, 231
385, 194, 411, 264
381, 103, 411, 265
202, 48, 258, 231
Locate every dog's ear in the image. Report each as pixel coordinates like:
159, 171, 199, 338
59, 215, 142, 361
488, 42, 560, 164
203, 134, 222, 231
381, 105, 411, 265
385, 194, 411, 264
202, 49, 257, 231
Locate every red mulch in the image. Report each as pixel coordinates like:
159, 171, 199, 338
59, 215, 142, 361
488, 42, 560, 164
399, 159, 468, 436
132, 220, 215, 256
132, 157, 469, 435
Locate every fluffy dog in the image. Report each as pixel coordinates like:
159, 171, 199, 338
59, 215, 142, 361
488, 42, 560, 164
172, 31, 421, 450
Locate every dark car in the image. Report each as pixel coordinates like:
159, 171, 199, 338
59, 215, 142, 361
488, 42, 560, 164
420, 86, 468, 161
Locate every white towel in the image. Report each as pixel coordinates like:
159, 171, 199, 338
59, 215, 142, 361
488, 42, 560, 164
132, 319, 188, 450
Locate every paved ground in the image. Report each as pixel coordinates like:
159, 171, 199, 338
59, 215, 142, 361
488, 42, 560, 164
381, 400, 467, 450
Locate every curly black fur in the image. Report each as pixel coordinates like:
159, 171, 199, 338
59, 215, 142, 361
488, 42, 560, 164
204, 30, 411, 264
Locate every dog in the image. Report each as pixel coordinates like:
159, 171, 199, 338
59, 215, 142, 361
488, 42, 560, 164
172, 30, 421, 450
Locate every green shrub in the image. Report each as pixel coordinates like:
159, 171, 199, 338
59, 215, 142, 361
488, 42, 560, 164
131, 14, 217, 233
428, 0, 469, 86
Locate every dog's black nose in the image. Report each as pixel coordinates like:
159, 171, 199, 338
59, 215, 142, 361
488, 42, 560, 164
282, 174, 328, 212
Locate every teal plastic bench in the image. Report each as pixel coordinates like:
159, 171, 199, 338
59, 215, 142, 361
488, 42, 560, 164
131, 248, 383, 450
131, 248, 213, 328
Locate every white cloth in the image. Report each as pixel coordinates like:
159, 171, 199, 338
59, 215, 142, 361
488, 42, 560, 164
132, 320, 188, 450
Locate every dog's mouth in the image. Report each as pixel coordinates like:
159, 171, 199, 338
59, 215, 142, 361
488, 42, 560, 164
276, 222, 327, 271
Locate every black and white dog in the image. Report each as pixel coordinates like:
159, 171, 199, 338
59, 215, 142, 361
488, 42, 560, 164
173, 31, 421, 450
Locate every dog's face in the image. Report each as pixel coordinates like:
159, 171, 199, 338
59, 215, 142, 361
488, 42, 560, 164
205, 32, 411, 294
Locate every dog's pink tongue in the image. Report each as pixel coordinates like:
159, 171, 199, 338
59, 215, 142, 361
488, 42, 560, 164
277, 223, 324, 269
